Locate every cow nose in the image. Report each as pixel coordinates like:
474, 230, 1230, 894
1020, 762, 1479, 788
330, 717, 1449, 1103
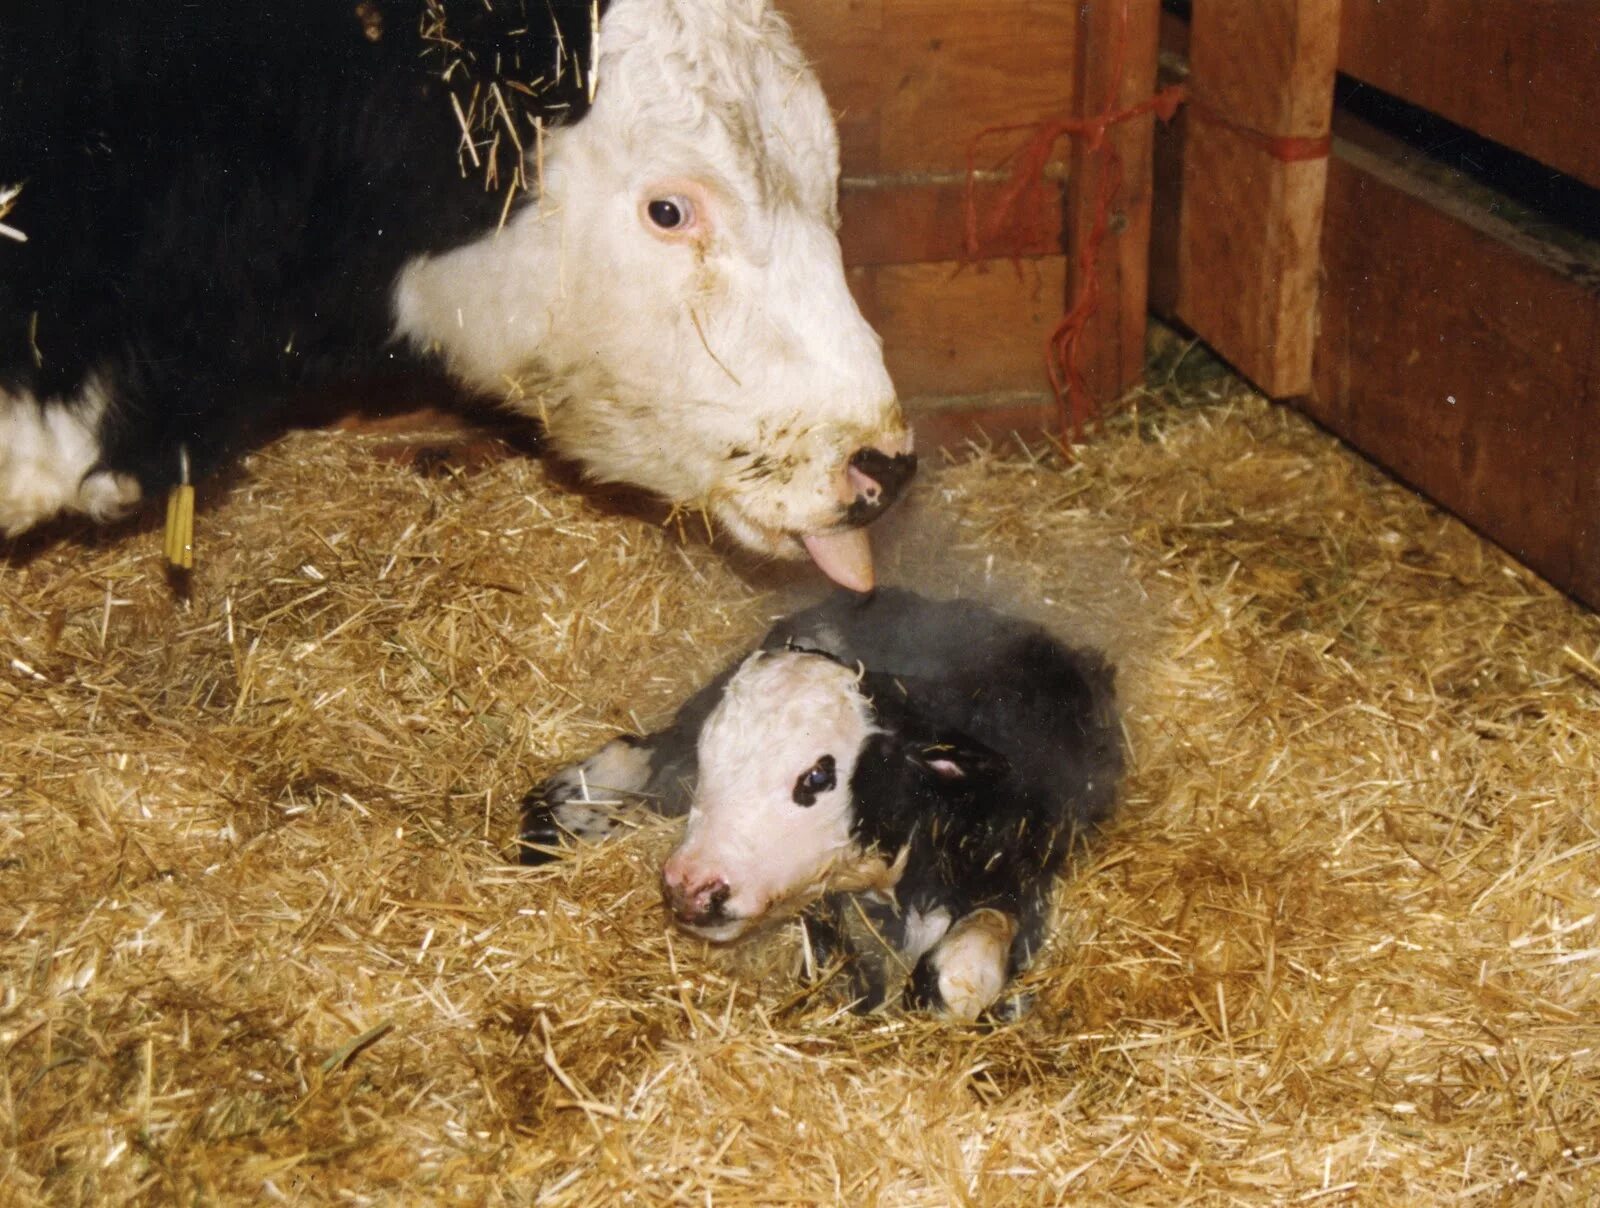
843, 447, 918, 525
662, 872, 731, 926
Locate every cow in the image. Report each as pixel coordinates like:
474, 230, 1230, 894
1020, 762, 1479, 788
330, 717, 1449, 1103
0, 0, 913, 590
519, 589, 1124, 1020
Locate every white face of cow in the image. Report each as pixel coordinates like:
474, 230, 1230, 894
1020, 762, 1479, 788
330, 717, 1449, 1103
661, 650, 892, 942
394, 0, 912, 590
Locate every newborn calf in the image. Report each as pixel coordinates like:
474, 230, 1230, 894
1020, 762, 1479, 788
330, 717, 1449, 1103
520, 589, 1122, 1019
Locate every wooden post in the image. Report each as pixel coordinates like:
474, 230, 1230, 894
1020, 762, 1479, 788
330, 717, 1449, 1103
1175, 0, 1341, 397
1066, 0, 1163, 406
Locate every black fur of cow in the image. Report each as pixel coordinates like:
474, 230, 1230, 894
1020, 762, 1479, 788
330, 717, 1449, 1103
0, 0, 598, 497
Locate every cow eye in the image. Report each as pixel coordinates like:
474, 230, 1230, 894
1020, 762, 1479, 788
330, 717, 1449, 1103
646, 196, 693, 231
792, 755, 836, 806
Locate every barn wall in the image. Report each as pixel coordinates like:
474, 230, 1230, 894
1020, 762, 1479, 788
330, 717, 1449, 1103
782, 1, 1159, 442
1152, 1, 1600, 609
1338, 0, 1600, 194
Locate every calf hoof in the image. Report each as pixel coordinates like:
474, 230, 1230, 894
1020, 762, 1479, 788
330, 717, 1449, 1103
515, 792, 569, 866
903, 908, 1018, 1022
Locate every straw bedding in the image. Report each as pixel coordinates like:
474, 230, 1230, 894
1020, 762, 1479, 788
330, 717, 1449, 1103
3, 367, 1597, 1204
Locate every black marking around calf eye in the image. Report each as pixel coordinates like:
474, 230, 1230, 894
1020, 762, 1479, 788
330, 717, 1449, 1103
792, 755, 837, 806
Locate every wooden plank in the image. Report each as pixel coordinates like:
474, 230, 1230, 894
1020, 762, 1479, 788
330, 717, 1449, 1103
1308, 129, 1600, 607
1147, 8, 1191, 318
1065, 0, 1162, 404
780, 0, 1078, 175
1175, 0, 1340, 398
1339, 1, 1600, 193
911, 396, 1058, 452
838, 178, 1060, 268
848, 257, 1066, 399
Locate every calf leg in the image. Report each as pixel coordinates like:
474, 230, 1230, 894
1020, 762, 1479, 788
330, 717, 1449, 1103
904, 907, 1019, 1021
799, 895, 890, 1013
516, 653, 750, 865
985, 886, 1059, 1021
518, 735, 676, 864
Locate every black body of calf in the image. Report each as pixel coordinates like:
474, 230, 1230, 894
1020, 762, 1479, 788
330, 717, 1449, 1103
519, 589, 1123, 1019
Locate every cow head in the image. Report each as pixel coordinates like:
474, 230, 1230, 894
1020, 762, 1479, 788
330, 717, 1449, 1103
394, 0, 913, 590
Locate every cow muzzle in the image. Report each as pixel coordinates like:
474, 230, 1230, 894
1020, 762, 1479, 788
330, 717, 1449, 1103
842, 446, 918, 525
799, 438, 917, 595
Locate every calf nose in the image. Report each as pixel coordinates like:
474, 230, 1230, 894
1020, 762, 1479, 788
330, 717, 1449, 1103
662, 872, 732, 926
843, 447, 918, 524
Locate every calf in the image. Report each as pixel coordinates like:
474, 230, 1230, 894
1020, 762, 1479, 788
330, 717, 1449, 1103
520, 589, 1123, 1019
0, 0, 911, 588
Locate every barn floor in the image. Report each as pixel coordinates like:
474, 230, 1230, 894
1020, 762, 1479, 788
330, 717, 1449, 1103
3, 363, 1598, 1205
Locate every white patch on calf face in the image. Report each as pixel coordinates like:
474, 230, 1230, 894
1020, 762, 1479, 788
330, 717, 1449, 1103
663, 650, 885, 940
0, 381, 141, 535
393, 0, 909, 559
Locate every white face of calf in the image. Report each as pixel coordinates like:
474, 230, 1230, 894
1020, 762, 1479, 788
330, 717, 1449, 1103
661, 651, 889, 942
395, 0, 911, 590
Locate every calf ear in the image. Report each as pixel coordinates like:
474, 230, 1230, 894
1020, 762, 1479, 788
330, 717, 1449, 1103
914, 730, 1009, 784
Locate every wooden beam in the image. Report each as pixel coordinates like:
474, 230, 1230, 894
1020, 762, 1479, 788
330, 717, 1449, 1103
1065, 0, 1162, 405
1308, 124, 1600, 607
1339, 1, 1600, 193
1175, 0, 1340, 398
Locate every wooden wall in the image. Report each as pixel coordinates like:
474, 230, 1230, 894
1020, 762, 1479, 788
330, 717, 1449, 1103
1153, 1, 1600, 609
1310, 128, 1600, 602
1338, 1, 1600, 193
782, 1, 1159, 441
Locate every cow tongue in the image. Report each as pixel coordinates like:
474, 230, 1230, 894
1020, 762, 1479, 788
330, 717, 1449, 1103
802, 529, 875, 593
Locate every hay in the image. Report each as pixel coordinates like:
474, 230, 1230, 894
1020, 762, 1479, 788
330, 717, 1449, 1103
3, 370, 1598, 1204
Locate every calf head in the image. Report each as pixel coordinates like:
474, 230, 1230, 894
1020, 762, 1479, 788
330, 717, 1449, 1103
395, 0, 912, 590
661, 650, 1007, 942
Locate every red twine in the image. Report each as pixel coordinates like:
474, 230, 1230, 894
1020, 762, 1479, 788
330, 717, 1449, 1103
961, 2, 1327, 442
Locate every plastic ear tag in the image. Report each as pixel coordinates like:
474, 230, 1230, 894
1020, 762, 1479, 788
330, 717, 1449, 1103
163, 446, 195, 571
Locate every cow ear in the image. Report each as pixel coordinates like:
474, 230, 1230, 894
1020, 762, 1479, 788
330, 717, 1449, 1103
915, 730, 1009, 784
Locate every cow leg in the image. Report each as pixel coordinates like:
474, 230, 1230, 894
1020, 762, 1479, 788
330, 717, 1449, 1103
518, 650, 756, 865
904, 907, 1020, 1021
0, 389, 143, 535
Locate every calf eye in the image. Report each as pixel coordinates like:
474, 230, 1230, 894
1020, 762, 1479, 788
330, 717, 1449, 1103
646, 196, 693, 231
792, 755, 836, 806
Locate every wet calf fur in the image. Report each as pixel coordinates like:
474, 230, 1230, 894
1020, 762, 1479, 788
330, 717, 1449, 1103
519, 589, 1123, 1020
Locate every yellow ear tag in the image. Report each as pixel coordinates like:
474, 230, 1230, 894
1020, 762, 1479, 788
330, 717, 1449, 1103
163, 446, 195, 571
